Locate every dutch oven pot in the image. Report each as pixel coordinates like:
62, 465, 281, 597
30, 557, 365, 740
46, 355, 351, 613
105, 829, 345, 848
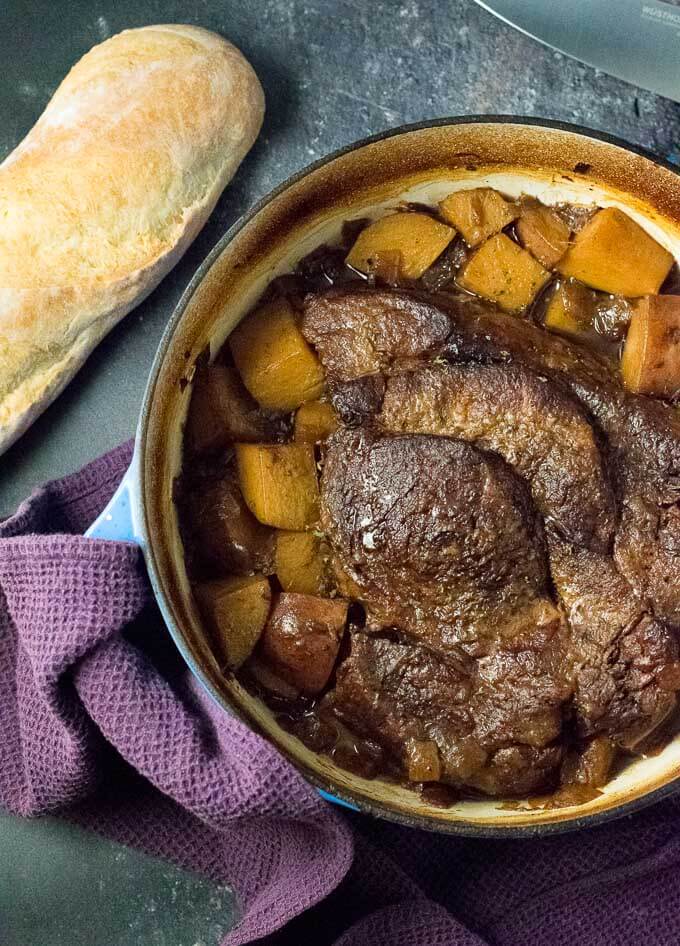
88, 117, 680, 836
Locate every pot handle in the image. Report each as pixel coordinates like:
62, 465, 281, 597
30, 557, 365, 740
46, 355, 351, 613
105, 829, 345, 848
85, 452, 143, 544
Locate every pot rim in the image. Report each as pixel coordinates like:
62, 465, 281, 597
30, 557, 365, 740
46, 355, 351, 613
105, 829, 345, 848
136, 115, 680, 837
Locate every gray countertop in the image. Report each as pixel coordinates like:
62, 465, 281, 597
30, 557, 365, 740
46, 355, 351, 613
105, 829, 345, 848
1, 0, 679, 516
2, 3, 680, 944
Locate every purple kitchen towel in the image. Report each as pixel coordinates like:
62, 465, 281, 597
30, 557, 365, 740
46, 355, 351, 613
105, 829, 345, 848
2, 442, 680, 946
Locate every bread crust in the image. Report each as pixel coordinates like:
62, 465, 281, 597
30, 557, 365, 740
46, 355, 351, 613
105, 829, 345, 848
0, 24, 264, 453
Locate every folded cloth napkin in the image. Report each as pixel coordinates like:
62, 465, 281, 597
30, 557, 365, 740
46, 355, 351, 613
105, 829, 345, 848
3, 442, 680, 946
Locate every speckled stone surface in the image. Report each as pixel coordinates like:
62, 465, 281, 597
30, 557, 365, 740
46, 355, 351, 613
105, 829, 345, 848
0, 812, 236, 946
1, 4, 679, 943
0, 0, 679, 514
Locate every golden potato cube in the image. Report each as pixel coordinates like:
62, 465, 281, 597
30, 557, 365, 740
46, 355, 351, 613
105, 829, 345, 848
345, 212, 454, 279
544, 280, 594, 339
195, 575, 272, 668
621, 294, 680, 398
275, 530, 328, 595
235, 442, 320, 530
458, 233, 551, 312
558, 207, 674, 296
516, 201, 571, 268
294, 400, 339, 443
439, 187, 517, 247
230, 298, 325, 411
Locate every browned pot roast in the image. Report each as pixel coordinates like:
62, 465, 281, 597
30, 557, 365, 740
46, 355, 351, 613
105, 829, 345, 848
298, 286, 680, 795
180, 175, 680, 807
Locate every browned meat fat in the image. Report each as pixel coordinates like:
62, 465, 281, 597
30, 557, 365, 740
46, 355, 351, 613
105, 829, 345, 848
304, 287, 680, 761
305, 286, 680, 628
328, 374, 386, 427
326, 632, 566, 796
320, 428, 561, 655
378, 363, 616, 551
435, 289, 680, 627
301, 286, 450, 381
550, 541, 678, 746
258, 283, 680, 793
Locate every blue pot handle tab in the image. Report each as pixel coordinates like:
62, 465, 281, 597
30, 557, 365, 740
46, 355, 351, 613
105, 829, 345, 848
85, 450, 143, 544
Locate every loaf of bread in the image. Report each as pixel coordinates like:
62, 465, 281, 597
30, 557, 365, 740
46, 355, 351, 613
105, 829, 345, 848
0, 25, 264, 454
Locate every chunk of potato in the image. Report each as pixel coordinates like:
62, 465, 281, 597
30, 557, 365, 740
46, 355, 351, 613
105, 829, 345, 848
195, 576, 272, 668
345, 212, 454, 280
235, 442, 320, 530
294, 400, 339, 443
621, 294, 680, 398
275, 530, 329, 595
458, 233, 550, 312
558, 207, 674, 296
516, 200, 571, 268
258, 592, 348, 694
186, 361, 275, 453
439, 187, 517, 247
182, 471, 274, 576
544, 280, 594, 339
230, 298, 325, 411
404, 738, 441, 782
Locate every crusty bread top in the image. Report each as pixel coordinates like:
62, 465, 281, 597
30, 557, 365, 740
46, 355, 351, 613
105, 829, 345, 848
0, 25, 264, 445
0, 25, 262, 290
